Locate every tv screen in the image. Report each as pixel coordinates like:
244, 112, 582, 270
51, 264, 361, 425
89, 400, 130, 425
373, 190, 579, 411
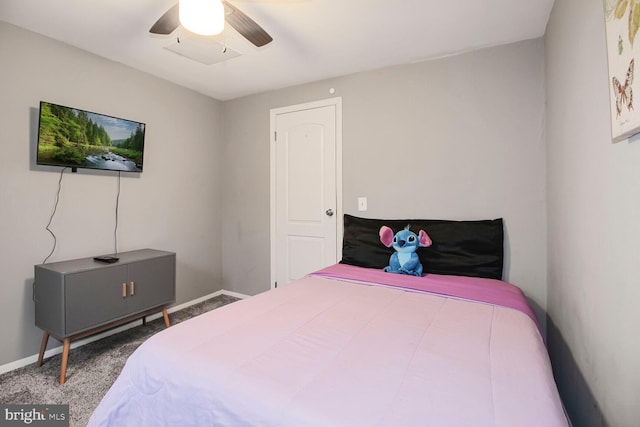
36, 101, 145, 172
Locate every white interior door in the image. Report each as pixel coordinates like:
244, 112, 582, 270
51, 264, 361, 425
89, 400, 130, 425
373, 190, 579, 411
270, 98, 342, 288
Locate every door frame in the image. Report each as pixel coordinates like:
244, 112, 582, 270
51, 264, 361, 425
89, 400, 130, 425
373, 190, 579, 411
269, 97, 343, 289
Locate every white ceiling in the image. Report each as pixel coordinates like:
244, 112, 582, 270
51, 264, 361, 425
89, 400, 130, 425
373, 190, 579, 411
0, 0, 555, 101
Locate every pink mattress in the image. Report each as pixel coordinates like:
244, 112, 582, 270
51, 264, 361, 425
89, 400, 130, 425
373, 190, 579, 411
88, 266, 568, 426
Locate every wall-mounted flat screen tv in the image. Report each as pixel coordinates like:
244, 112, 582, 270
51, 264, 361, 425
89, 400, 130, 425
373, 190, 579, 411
36, 101, 145, 172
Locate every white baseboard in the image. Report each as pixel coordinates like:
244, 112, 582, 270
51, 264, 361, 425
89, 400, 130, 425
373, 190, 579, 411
0, 290, 247, 376
218, 289, 250, 300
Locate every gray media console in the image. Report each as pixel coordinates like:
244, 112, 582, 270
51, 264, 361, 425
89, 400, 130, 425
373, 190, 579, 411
33, 248, 176, 384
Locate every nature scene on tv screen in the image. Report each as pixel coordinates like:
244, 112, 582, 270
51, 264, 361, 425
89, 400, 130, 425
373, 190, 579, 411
37, 102, 145, 172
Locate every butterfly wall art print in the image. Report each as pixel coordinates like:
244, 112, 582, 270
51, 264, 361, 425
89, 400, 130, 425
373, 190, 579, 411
612, 58, 634, 117
604, 0, 640, 142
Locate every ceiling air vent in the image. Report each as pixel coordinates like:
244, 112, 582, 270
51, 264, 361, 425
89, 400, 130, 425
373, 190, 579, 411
164, 34, 240, 65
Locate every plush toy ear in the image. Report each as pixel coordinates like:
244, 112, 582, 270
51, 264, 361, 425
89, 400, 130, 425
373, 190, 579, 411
419, 230, 432, 247
379, 226, 394, 247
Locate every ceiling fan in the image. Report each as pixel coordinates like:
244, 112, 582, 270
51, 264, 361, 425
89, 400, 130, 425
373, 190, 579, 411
150, 0, 273, 47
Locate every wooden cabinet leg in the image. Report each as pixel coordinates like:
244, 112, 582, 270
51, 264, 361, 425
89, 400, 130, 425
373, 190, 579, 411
36, 332, 49, 367
59, 338, 71, 385
162, 308, 171, 328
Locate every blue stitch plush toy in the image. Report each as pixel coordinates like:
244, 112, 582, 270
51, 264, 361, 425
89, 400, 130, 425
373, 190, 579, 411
379, 225, 432, 276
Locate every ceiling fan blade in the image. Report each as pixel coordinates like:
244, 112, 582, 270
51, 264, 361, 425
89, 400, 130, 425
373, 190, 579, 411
150, 4, 179, 35
223, 1, 273, 47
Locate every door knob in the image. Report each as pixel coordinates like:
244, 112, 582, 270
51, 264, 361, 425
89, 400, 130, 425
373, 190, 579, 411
325, 209, 334, 217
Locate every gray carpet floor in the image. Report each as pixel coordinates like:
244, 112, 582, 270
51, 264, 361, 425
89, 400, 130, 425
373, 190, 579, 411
0, 294, 239, 427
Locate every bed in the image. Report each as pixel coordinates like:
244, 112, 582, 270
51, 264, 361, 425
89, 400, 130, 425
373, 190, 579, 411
88, 215, 568, 426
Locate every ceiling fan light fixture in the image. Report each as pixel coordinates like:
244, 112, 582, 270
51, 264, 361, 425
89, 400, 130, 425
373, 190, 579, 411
179, 0, 225, 36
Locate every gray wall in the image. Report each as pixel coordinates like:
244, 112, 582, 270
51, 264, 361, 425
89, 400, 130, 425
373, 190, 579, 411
0, 22, 224, 366
546, 1, 640, 426
221, 39, 549, 329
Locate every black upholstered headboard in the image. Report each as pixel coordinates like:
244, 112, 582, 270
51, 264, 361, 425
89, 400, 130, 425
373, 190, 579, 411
340, 214, 504, 280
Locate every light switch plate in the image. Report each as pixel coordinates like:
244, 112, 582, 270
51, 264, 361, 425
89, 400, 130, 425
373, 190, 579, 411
357, 197, 367, 211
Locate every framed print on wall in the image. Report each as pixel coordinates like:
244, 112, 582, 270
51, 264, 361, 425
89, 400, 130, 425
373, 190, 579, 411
604, 0, 640, 142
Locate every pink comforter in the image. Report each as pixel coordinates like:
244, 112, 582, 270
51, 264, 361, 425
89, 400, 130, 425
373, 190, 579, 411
88, 267, 567, 426
312, 263, 540, 329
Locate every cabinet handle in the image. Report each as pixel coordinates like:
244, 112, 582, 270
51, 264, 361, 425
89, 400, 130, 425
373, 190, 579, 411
130, 281, 135, 296
122, 283, 127, 298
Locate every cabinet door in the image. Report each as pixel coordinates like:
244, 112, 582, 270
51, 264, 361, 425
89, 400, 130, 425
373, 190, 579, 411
126, 255, 175, 313
65, 265, 128, 335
